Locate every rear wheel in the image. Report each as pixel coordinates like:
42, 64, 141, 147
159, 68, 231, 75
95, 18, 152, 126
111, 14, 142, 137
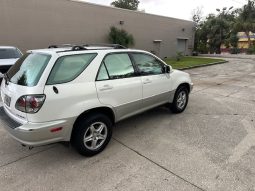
72, 113, 112, 156
170, 86, 189, 113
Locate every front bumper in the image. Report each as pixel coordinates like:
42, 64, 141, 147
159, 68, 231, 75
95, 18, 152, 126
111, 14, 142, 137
0, 106, 73, 146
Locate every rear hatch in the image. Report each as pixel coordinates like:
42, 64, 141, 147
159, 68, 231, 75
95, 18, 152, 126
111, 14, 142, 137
1, 53, 51, 124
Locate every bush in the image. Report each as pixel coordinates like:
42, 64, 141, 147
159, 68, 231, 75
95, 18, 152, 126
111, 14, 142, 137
230, 48, 241, 54
108, 26, 134, 47
176, 52, 184, 61
197, 42, 208, 54
246, 45, 255, 54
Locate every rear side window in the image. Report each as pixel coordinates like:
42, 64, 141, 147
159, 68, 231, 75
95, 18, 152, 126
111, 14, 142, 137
7, 53, 51, 86
97, 64, 109, 81
97, 53, 134, 80
47, 53, 97, 85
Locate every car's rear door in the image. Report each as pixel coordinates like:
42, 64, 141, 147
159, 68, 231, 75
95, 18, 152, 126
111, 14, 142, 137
96, 52, 143, 121
42, 53, 98, 122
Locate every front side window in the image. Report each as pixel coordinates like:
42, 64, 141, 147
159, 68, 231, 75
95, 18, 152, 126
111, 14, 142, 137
7, 53, 51, 86
131, 53, 163, 75
47, 53, 97, 85
98, 53, 135, 80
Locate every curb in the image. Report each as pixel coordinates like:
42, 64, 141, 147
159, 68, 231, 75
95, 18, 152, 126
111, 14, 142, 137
179, 61, 228, 70
199, 54, 255, 60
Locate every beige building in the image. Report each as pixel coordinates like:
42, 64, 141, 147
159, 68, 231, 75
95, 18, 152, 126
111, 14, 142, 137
237, 32, 255, 49
0, 0, 195, 58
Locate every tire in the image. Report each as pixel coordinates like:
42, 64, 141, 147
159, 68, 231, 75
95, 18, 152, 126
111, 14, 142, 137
170, 86, 189, 113
72, 113, 112, 156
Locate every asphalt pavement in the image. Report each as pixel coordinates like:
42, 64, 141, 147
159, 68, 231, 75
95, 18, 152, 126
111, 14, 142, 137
0, 57, 255, 191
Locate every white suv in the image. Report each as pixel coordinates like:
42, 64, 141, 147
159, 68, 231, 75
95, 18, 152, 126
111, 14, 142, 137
0, 44, 193, 156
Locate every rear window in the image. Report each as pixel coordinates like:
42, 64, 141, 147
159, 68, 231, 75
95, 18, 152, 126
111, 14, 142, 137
46, 53, 97, 85
7, 53, 51, 86
0, 48, 22, 59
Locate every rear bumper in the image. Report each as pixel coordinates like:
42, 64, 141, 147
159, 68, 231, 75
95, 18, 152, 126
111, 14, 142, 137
0, 106, 74, 146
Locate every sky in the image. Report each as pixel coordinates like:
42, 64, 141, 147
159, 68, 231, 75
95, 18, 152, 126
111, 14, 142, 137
82, 0, 247, 20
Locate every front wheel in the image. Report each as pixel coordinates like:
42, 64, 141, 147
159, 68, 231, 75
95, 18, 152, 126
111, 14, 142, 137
72, 113, 112, 156
170, 86, 189, 113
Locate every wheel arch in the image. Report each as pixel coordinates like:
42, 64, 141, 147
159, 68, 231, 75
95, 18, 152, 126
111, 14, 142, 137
176, 82, 191, 93
70, 106, 115, 142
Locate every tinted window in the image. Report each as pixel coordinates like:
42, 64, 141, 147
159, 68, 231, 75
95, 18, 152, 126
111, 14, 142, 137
132, 53, 163, 75
0, 48, 22, 59
47, 53, 97, 85
102, 53, 134, 80
7, 53, 51, 86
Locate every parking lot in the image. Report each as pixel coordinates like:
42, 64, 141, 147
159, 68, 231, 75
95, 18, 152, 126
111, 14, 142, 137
0, 57, 255, 191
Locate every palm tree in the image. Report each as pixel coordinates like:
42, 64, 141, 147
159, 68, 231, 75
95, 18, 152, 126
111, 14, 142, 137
234, 0, 255, 48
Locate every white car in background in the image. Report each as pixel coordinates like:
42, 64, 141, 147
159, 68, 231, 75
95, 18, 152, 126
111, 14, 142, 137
0, 46, 22, 78
0, 44, 193, 156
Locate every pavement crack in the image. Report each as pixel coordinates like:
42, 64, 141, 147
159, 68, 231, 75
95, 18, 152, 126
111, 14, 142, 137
0, 145, 56, 169
113, 137, 207, 191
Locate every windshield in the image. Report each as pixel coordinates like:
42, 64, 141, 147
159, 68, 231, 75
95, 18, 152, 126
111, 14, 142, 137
7, 53, 51, 86
0, 48, 22, 59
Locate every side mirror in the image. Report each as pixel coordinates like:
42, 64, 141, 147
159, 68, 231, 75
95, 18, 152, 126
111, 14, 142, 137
164, 65, 171, 73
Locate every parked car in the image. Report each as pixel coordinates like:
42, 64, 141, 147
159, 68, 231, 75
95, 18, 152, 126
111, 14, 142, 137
192, 51, 198, 56
0, 44, 193, 156
0, 46, 22, 81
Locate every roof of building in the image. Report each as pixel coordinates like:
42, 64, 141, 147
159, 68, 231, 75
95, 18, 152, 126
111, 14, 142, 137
68, 0, 193, 23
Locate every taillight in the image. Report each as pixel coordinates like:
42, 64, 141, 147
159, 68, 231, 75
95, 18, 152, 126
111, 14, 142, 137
15, 95, 46, 113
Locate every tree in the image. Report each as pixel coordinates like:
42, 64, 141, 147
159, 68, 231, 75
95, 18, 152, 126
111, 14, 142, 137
192, 7, 204, 51
234, 0, 255, 48
195, 8, 235, 54
108, 26, 134, 47
229, 32, 239, 48
111, 0, 140, 10
192, 7, 203, 30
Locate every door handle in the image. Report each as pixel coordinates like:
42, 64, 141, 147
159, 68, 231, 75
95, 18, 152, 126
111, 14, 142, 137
99, 84, 113, 91
143, 79, 152, 84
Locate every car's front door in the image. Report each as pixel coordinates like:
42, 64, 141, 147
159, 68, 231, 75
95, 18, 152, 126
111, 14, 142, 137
96, 53, 143, 121
130, 53, 172, 110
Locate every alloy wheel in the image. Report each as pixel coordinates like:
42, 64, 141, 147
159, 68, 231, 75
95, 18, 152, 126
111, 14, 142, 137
83, 122, 108, 150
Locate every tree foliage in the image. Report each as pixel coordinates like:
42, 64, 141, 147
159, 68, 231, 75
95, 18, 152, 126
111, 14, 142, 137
233, 0, 255, 48
193, 0, 255, 54
192, 7, 203, 30
192, 7, 204, 52
111, 0, 140, 10
108, 26, 134, 47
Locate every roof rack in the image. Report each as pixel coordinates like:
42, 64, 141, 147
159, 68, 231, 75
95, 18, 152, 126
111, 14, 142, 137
71, 45, 87, 51
48, 44, 76, 49
48, 43, 126, 52
83, 43, 127, 49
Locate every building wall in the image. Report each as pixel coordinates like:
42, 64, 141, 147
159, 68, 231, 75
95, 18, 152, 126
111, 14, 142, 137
237, 32, 255, 49
0, 0, 194, 58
